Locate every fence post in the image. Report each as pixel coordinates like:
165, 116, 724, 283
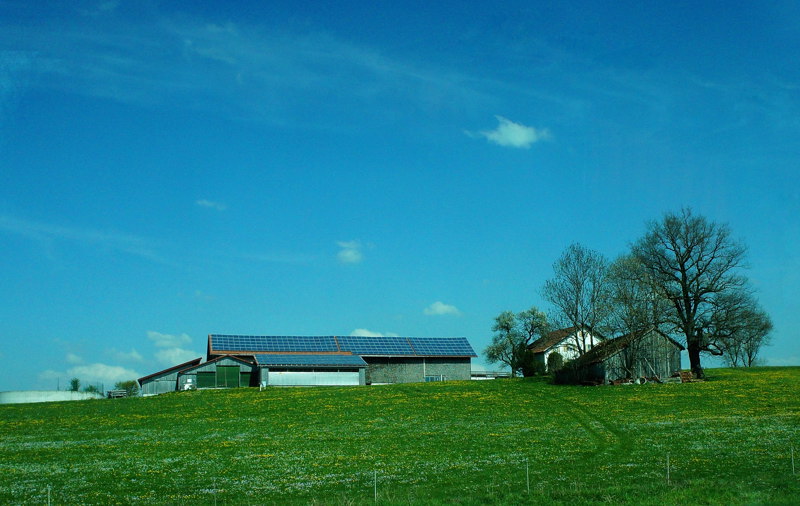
374, 470, 377, 503
666, 454, 670, 485
47, 485, 51, 506
792, 447, 795, 476
526, 458, 530, 494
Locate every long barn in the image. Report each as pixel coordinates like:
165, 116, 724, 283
139, 335, 477, 393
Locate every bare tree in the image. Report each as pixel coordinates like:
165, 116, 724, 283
632, 208, 750, 378
543, 243, 612, 355
606, 255, 672, 378
607, 255, 669, 336
711, 289, 773, 367
517, 306, 550, 346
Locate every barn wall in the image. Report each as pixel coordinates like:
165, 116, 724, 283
555, 332, 683, 384
140, 371, 181, 396
365, 357, 471, 384
178, 357, 256, 390
260, 367, 366, 386
600, 333, 682, 381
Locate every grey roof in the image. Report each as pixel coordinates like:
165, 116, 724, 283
253, 354, 368, 368
209, 335, 477, 357
137, 357, 203, 385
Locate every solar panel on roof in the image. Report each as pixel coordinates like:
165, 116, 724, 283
337, 336, 415, 355
210, 335, 477, 357
409, 337, 477, 357
211, 335, 338, 353
253, 354, 367, 367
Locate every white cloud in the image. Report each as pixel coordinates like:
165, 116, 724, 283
0, 214, 163, 262
39, 363, 142, 386
350, 328, 400, 337
337, 240, 363, 264
66, 353, 83, 365
765, 355, 799, 366
423, 301, 462, 316
147, 331, 192, 348
196, 199, 226, 211
155, 347, 200, 367
477, 116, 551, 149
146, 331, 199, 366
109, 348, 144, 363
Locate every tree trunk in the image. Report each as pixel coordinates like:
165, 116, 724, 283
687, 343, 704, 379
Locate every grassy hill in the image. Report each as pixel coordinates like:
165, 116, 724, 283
2, 368, 799, 504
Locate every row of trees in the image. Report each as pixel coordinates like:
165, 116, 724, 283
485, 209, 773, 378
68, 377, 139, 397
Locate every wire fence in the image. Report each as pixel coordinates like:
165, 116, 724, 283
32, 446, 798, 504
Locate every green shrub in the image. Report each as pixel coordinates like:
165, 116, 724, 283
547, 351, 564, 373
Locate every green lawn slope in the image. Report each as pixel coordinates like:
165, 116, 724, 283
2, 368, 799, 504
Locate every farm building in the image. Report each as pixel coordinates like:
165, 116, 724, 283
207, 334, 477, 386
554, 329, 684, 385
138, 357, 202, 396
138, 335, 477, 393
528, 326, 600, 370
177, 355, 260, 390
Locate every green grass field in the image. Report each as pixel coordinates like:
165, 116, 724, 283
2, 368, 799, 504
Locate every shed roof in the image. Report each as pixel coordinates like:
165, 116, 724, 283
208, 335, 477, 358
178, 354, 255, 374
254, 353, 367, 368
137, 357, 203, 385
571, 330, 685, 367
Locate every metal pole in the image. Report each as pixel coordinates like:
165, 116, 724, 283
526, 458, 530, 494
374, 470, 377, 503
666, 454, 670, 485
47, 485, 51, 506
792, 447, 795, 475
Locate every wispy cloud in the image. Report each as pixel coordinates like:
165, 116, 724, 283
39, 363, 142, 386
196, 199, 226, 211
473, 116, 551, 149
350, 328, 400, 337
147, 331, 199, 366
147, 331, 192, 348
0, 214, 163, 262
154, 348, 201, 367
337, 240, 364, 264
0, 10, 493, 128
66, 353, 83, 365
423, 301, 462, 316
0, 51, 33, 126
108, 348, 144, 363
239, 252, 318, 265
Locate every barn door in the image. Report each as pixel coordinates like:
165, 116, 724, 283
217, 366, 240, 387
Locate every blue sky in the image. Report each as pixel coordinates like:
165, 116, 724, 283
1, 0, 798, 390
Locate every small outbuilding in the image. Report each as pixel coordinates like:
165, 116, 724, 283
138, 357, 203, 396
554, 329, 684, 385
177, 355, 260, 390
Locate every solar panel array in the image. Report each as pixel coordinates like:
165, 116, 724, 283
408, 337, 476, 357
253, 354, 367, 367
210, 334, 477, 357
337, 336, 414, 355
211, 335, 338, 353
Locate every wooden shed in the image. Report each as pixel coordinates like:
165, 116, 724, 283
138, 357, 203, 396
555, 329, 684, 385
177, 355, 259, 390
